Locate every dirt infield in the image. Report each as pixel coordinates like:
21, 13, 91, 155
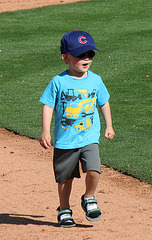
0, 1, 152, 239
0, 0, 87, 12
0, 129, 152, 240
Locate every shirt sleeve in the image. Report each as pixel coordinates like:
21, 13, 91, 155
96, 78, 110, 106
39, 78, 58, 107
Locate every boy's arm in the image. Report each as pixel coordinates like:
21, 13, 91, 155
39, 104, 54, 149
99, 101, 115, 140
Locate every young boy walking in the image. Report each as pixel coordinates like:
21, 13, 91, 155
39, 30, 115, 227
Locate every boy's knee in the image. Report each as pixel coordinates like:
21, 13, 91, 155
86, 170, 100, 176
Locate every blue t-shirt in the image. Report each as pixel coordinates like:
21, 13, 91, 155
39, 70, 110, 149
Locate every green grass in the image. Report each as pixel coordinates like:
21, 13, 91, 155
0, 0, 152, 184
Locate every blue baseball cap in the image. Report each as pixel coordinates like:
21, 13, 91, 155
60, 30, 100, 56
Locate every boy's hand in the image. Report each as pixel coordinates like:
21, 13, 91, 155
39, 133, 52, 149
105, 127, 115, 140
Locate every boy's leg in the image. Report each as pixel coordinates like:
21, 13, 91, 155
53, 148, 80, 227
85, 170, 100, 198
81, 170, 101, 221
80, 144, 101, 198
57, 178, 76, 227
58, 170, 100, 209
80, 144, 102, 221
58, 178, 73, 210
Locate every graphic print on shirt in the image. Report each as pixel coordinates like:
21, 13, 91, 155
60, 89, 96, 131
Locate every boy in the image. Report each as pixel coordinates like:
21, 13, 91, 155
39, 30, 115, 227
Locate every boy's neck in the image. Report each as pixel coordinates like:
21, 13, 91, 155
67, 69, 88, 79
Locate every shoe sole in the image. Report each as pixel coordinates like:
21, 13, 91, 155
59, 223, 76, 228
85, 212, 102, 221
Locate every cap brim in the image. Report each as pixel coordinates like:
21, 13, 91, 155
69, 46, 100, 57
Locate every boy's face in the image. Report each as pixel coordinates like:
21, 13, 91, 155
62, 51, 94, 78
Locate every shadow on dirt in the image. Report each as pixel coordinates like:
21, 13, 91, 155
0, 213, 93, 228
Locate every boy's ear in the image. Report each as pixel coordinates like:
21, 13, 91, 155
62, 54, 69, 64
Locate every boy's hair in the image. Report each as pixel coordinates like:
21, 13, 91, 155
60, 30, 100, 57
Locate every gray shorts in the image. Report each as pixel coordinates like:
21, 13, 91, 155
53, 143, 101, 184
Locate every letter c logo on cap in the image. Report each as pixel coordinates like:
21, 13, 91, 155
78, 36, 87, 44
